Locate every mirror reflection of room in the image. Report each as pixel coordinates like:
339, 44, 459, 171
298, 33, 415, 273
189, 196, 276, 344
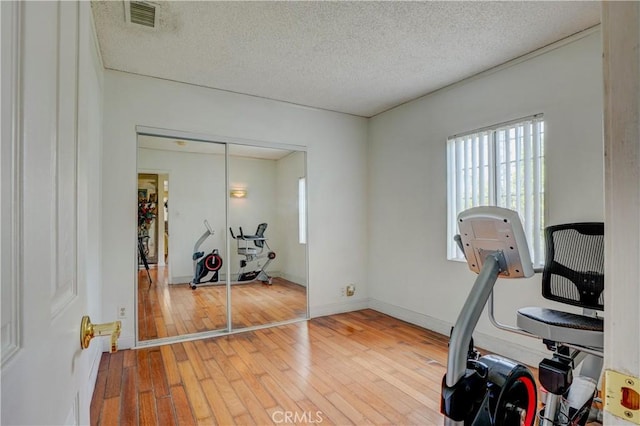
228, 145, 307, 330
137, 137, 228, 341
136, 135, 307, 343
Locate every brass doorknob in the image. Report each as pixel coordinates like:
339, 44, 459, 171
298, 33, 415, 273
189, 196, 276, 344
80, 316, 121, 353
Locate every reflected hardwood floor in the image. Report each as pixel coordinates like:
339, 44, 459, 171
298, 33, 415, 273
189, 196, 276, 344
91, 309, 449, 425
138, 266, 307, 341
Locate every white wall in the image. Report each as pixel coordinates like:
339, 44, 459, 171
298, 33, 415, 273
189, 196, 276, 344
228, 155, 279, 277
367, 31, 604, 365
102, 71, 368, 346
276, 151, 308, 285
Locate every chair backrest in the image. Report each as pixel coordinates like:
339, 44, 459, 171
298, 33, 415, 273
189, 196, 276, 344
254, 223, 268, 247
542, 223, 604, 310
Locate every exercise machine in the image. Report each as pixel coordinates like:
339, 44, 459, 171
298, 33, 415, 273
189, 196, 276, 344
191, 220, 223, 290
442, 206, 603, 426
229, 223, 276, 284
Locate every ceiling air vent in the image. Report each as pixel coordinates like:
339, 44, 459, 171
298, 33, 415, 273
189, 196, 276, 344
124, 1, 158, 28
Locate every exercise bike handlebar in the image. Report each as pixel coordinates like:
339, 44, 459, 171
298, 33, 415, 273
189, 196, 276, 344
194, 221, 215, 253
444, 207, 538, 425
229, 227, 247, 239
455, 233, 543, 274
229, 227, 246, 239
446, 254, 502, 387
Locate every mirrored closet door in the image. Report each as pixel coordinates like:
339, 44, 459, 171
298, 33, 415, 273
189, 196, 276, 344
228, 144, 308, 329
136, 132, 308, 344
137, 136, 228, 341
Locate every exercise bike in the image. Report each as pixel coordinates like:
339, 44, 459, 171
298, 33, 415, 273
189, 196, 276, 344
442, 207, 603, 426
229, 223, 276, 284
190, 220, 223, 290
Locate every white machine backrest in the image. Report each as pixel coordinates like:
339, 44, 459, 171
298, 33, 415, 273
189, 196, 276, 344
457, 206, 534, 278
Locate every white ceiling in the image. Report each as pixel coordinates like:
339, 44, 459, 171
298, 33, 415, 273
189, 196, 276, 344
92, 1, 600, 118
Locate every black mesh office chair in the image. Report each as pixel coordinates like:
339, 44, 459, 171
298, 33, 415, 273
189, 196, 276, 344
517, 223, 604, 349
252, 223, 268, 248
232, 223, 268, 256
229, 223, 275, 284
516, 223, 604, 425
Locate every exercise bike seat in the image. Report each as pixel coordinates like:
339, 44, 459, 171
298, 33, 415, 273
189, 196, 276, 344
516, 222, 604, 349
237, 246, 258, 255
517, 307, 603, 348
231, 223, 270, 257
240, 235, 265, 241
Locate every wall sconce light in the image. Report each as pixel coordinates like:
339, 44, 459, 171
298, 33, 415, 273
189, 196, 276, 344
230, 188, 247, 198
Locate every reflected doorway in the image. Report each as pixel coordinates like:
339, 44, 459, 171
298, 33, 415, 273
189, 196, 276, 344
137, 173, 159, 264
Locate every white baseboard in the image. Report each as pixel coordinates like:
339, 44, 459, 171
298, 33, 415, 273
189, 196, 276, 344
369, 298, 548, 367
310, 297, 369, 318
170, 275, 192, 284
369, 298, 452, 335
171, 271, 285, 285
473, 331, 547, 368
279, 272, 306, 287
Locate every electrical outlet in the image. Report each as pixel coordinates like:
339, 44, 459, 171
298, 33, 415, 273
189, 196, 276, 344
346, 285, 355, 297
118, 306, 127, 319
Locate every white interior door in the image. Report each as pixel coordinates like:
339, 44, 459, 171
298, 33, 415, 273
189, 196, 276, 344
1, 2, 104, 424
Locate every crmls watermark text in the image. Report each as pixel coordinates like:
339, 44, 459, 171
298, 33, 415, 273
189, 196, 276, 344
271, 410, 324, 424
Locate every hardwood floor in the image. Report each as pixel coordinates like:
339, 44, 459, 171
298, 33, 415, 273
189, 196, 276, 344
138, 267, 307, 341
93, 309, 605, 425
92, 309, 450, 425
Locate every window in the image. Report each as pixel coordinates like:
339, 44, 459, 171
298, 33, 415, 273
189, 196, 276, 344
447, 115, 545, 265
299, 177, 307, 244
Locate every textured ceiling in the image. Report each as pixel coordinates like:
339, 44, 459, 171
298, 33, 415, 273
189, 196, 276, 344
92, 1, 600, 118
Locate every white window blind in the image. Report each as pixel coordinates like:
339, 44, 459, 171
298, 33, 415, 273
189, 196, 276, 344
447, 115, 545, 265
